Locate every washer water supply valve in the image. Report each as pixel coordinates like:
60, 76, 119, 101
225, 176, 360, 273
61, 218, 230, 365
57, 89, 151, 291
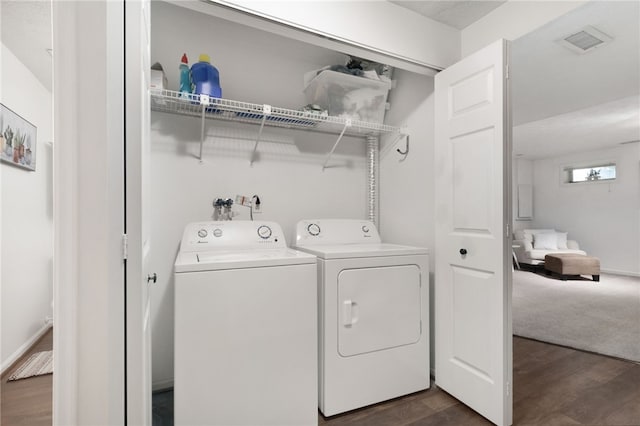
212, 198, 235, 221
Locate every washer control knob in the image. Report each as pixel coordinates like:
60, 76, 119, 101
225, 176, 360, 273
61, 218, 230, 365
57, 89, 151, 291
362, 225, 369, 233
307, 223, 321, 236
213, 228, 223, 238
197, 229, 208, 238
257, 225, 272, 239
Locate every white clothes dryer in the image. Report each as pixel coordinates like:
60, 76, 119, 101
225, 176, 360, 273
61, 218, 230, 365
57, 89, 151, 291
294, 219, 430, 417
174, 221, 317, 426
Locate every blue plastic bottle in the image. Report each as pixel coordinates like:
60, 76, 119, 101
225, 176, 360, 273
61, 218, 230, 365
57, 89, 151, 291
179, 53, 192, 97
190, 54, 222, 98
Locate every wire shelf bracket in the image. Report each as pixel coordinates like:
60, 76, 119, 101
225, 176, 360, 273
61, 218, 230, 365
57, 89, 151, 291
250, 104, 271, 166
322, 119, 352, 171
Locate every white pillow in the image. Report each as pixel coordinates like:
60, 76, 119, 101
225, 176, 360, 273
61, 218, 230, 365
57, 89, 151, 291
525, 229, 556, 234
533, 233, 558, 250
522, 229, 555, 244
556, 232, 568, 249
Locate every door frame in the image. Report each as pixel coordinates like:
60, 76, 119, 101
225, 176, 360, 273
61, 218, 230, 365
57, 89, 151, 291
124, 0, 153, 423
52, 1, 127, 424
52, 2, 79, 423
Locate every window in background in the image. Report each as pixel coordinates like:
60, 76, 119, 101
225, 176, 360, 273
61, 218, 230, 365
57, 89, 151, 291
564, 163, 616, 183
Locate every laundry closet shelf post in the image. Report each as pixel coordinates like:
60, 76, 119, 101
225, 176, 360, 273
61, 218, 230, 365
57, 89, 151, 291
198, 94, 210, 162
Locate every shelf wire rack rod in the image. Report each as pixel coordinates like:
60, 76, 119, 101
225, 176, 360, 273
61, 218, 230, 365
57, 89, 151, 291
322, 119, 352, 171
250, 105, 271, 166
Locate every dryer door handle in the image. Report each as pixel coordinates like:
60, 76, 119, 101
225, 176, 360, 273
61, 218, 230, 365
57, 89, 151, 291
343, 300, 358, 327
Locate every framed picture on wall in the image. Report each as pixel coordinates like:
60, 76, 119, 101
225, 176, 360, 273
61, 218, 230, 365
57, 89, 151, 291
0, 103, 37, 171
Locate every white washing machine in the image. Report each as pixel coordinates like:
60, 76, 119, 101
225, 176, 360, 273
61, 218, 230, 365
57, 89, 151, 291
174, 221, 318, 426
294, 219, 430, 416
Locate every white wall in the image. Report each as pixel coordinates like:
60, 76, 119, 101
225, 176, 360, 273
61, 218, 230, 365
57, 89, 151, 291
379, 69, 435, 370
149, 2, 374, 388
461, 0, 587, 57
532, 144, 640, 276
0, 43, 53, 372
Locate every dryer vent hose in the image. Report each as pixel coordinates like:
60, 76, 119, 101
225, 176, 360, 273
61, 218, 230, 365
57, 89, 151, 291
366, 136, 379, 227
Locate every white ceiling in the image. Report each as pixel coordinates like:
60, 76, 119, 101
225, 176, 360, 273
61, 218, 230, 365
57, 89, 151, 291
1, 1, 52, 92
514, 96, 640, 159
511, 1, 640, 159
389, 1, 506, 29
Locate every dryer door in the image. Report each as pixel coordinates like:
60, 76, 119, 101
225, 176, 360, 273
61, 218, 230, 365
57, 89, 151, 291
338, 265, 421, 356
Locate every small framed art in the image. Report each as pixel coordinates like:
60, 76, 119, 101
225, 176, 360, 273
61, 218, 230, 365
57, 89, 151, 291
0, 104, 37, 171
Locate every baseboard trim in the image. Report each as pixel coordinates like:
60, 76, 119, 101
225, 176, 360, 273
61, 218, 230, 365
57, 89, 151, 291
152, 378, 174, 392
601, 269, 640, 278
1, 323, 53, 375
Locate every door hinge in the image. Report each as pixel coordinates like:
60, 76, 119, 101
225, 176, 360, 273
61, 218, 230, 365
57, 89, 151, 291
122, 234, 128, 260
506, 381, 511, 396
505, 64, 510, 79
506, 223, 510, 238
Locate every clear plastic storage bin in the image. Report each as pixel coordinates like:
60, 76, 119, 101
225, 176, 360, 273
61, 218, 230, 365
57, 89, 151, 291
303, 70, 391, 124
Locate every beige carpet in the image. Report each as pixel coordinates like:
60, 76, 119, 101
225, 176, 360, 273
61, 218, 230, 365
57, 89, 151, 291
8, 350, 53, 381
513, 270, 640, 362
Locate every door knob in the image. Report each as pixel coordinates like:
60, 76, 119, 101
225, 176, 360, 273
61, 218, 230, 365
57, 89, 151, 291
459, 248, 468, 255
147, 273, 157, 283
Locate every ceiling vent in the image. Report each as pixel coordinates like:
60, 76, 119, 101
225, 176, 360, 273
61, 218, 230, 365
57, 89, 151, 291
557, 26, 613, 54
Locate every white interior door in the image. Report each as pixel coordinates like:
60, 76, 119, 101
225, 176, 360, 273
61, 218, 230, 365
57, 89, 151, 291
125, 0, 152, 424
434, 39, 512, 426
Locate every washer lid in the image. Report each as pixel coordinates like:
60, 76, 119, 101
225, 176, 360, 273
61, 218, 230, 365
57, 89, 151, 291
294, 243, 428, 259
175, 248, 316, 273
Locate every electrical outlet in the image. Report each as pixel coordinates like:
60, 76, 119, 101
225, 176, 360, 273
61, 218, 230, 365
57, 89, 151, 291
252, 195, 261, 212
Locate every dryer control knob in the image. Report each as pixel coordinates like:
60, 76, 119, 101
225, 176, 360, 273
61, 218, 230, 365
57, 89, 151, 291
213, 228, 223, 238
257, 225, 272, 239
362, 225, 369, 233
307, 223, 321, 236
197, 229, 208, 238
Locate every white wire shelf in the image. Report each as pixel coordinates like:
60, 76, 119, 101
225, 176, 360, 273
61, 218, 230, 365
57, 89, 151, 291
150, 89, 402, 136
149, 89, 407, 165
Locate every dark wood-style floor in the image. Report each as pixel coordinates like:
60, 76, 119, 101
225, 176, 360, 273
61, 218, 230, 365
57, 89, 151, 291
1, 327, 53, 426
3, 329, 640, 426
318, 336, 640, 426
